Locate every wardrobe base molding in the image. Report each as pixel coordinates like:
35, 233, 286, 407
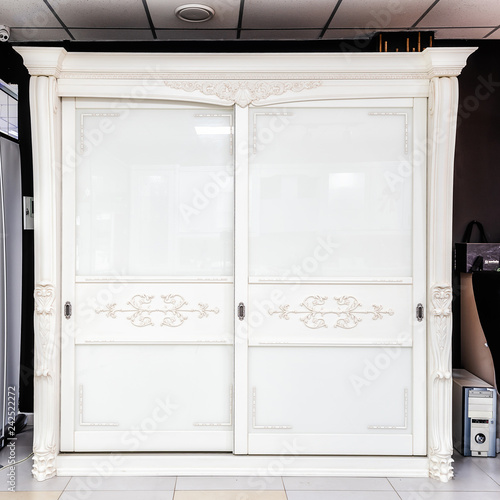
56, 454, 429, 478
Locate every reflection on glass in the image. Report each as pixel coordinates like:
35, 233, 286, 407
249, 107, 413, 278
76, 109, 234, 277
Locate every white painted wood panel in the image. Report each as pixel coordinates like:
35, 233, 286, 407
74, 282, 233, 343
248, 434, 413, 456
246, 98, 425, 456
74, 430, 232, 452
248, 283, 413, 346
61, 98, 236, 452
73, 345, 233, 451
411, 97, 427, 456
248, 346, 412, 449
233, 105, 250, 454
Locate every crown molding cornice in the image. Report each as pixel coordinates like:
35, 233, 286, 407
15, 47, 476, 81
15, 47, 67, 77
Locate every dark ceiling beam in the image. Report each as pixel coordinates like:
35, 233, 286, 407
319, 0, 344, 40
43, 0, 75, 40
236, 0, 245, 39
142, 0, 157, 40
412, 0, 442, 28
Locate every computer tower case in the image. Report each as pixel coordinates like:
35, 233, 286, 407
453, 369, 497, 457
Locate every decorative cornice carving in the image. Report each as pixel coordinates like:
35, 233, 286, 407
430, 285, 452, 350
34, 283, 56, 378
163, 80, 322, 107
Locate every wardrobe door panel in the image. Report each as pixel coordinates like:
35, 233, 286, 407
247, 102, 425, 455
62, 102, 235, 452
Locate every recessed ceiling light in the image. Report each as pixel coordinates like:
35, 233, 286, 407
175, 4, 215, 23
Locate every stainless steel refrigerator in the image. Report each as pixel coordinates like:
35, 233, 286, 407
0, 135, 22, 449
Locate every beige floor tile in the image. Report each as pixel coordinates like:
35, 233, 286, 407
174, 492, 287, 500
0, 492, 62, 500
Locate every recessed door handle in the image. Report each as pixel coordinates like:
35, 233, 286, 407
64, 301, 72, 319
416, 303, 424, 322
238, 302, 245, 321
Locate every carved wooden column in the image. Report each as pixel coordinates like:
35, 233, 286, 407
427, 76, 459, 482
22, 48, 65, 480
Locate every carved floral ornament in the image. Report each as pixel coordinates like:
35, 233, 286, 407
163, 80, 322, 107
34, 283, 56, 378
268, 295, 394, 330
96, 293, 219, 327
34, 283, 56, 316
431, 284, 453, 350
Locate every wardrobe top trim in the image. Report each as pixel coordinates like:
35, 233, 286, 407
15, 47, 476, 80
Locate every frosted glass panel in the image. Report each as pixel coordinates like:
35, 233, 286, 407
76, 345, 233, 432
76, 108, 234, 276
249, 107, 413, 278
249, 346, 412, 434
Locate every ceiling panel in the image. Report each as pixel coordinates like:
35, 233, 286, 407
239, 29, 322, 40
2, 0, 500, 42
329, 0, 436, 29
418, 0, 500, 27
0, 0, 61, 28
147, 0, 240, 29
156, 29, 237, 40
242, 0, 335, 29
9, 28, 70, 42
433, 27, 492, 39
49, 0, 150, 28
71, 29, 155, 41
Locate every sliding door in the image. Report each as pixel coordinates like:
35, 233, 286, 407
246, 100, 427, 455
61, 100, 235, 451
61, 97, 426, 456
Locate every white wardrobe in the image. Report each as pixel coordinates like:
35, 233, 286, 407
16, 47, 474, 481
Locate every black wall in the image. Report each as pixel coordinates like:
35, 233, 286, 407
452, 42, 500, 244
2, 38, 500, 410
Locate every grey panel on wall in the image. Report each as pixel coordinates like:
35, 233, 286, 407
0, 136, 23, 447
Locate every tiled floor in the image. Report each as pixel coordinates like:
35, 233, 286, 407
0, 428, 499, 499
